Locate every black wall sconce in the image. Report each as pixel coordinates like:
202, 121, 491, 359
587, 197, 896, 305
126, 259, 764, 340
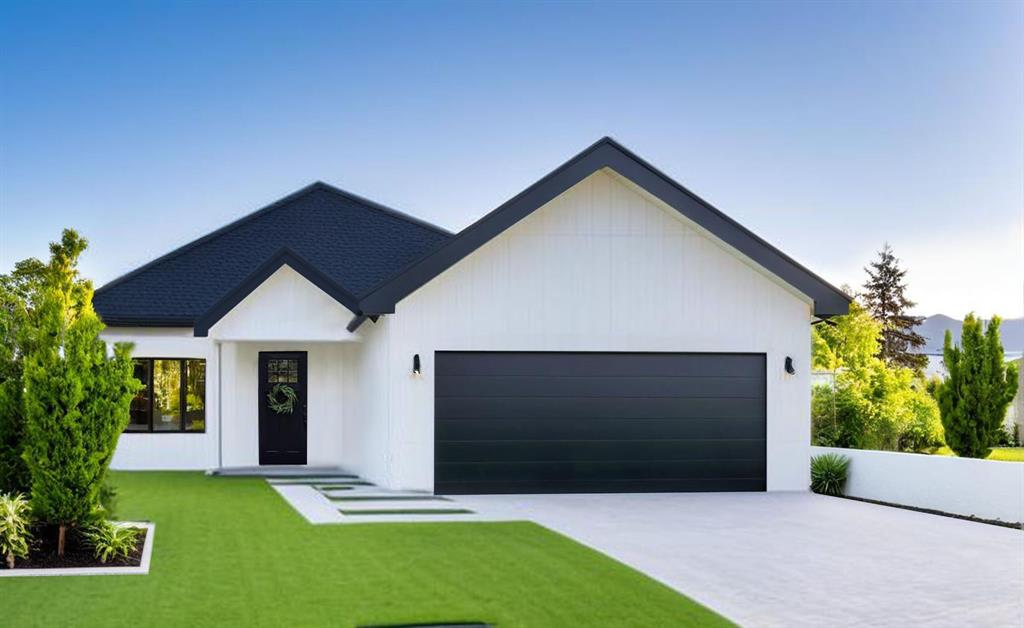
412, 353, 421, 376
784, 356, 795, 375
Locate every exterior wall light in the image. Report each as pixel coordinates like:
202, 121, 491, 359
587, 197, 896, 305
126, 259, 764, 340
784, 356, 795, 375
413, 353, 421, 376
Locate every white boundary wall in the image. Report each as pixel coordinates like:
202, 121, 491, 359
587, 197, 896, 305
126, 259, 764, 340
811, 446, 1024, 524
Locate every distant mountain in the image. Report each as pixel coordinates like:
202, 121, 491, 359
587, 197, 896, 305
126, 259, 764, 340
917, 315, 1024, 355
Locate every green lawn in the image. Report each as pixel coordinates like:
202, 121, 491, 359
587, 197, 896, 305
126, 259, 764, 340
930, 446, 1024, 462
986, 447, 1024, 462
1, 472, 731, 628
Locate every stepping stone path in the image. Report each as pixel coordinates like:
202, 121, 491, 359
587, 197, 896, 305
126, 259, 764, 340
265, 471, 481, 524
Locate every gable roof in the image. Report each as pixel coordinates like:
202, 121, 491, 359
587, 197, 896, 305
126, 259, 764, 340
357, 137, 851, 318
93, 181, 452, 327
192, 247, 360, 337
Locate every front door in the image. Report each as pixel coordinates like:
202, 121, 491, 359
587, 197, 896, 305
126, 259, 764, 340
259, 351, 308, 465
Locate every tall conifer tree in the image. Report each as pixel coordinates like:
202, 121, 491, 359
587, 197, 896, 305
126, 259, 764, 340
862, 244, 927, 370
19, 230, 138, 555
937, 314, 1019, 458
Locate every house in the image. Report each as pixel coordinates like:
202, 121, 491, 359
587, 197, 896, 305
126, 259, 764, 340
94, 137, 851, 494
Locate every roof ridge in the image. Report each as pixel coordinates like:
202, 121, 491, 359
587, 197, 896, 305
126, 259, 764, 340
95, 182, 326, 295
310, 181, 453, 237
95, 181, 450, 296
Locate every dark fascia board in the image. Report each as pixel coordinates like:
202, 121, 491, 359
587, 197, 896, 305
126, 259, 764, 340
193, 247, 361, 337
358, 137, 852, 317
346, 314, 369, 333
95, 181, 451, 300
98, 317, 195, 328
345, 313, 380, 333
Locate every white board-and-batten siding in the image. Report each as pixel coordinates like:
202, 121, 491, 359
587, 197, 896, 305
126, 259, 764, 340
378, 169, 813, 491
102, 167, 815, 492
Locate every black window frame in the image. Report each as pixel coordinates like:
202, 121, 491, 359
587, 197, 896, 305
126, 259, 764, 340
126, 357, 206, 434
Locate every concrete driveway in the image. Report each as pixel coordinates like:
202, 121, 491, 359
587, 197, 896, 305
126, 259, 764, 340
457, 492, 1024, 627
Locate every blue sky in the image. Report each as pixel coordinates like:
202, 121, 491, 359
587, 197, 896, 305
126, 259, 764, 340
1, 1, 1021, 318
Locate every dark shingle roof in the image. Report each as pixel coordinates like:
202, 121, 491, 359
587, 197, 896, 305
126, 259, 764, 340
93, 182, 451, 326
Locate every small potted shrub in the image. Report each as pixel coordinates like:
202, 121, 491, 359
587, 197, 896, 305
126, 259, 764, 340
810, 453, 850, 496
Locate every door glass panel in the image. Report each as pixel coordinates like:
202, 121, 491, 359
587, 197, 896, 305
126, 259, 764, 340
185, 359, 206, 432
153, 359, 182, 431
267, 359, 299, 384
128, 360, 150, 431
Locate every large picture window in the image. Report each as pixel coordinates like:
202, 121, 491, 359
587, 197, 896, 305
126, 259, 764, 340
127, 358, 206, 433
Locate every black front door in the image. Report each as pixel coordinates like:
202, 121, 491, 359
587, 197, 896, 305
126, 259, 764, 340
259, 351, 307, 465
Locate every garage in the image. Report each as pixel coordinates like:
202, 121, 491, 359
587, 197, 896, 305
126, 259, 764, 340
434, 351, 767, 494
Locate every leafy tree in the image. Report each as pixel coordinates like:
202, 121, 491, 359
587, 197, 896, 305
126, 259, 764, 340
862, 244, 927, 371
812, 301, 881, 372
936, 314, 1019, 458
19, 230, 138, 555
0, 258, 47, 493
811, 299, 942, 452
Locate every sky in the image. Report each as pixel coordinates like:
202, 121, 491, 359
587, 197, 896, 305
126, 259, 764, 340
1, 1, 1021, 318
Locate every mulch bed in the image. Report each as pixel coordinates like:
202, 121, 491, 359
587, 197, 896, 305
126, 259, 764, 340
4, 524, 147, 570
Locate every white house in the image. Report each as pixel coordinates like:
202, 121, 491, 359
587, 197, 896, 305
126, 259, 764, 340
95, 138, 850, 494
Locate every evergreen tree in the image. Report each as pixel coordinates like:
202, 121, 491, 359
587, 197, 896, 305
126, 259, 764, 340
937, 314, 1019, 458
862, 244, 927, 370
19, 230, 138, 555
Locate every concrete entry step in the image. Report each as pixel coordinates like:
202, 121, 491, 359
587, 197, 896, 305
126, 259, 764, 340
329, 494, 453, 502
313, 481, 374, 489
337, 513, 491, 524
267, 477, 362, 485
336, 500, 470, 513
213, 466, 354, 479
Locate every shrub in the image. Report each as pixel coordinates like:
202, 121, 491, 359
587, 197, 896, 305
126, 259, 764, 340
811, 299, 945, 454
82, 520, 139, 564
810, 453, 850, 496
0, 259, 43, 495
99, 481, 118, 519
0, 492, 31, 569
993, 425, 1015, 447
811, 369, 943, 453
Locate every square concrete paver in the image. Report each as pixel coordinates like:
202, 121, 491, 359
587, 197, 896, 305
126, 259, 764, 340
457, 492, 1024, 628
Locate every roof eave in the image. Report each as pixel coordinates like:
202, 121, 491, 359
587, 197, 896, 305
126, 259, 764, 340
193, 247, 361, 337
357, 137, 852, 318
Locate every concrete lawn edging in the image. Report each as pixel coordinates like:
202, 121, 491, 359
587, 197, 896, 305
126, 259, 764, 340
0, 521, 155, 578
812, 446, 1024, 525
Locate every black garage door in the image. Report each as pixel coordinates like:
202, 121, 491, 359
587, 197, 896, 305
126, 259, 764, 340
434, 352, 766, 494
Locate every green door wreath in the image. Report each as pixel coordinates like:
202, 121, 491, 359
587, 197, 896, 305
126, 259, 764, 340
266, 383, 298, 414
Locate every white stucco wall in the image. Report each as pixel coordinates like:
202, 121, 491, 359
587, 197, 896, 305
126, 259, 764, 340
811, 446, 1024, 524
380, 169, 814, 492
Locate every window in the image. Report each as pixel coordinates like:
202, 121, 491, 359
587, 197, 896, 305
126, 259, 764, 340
126, 358, 206, 433
267, 358, 299, 383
